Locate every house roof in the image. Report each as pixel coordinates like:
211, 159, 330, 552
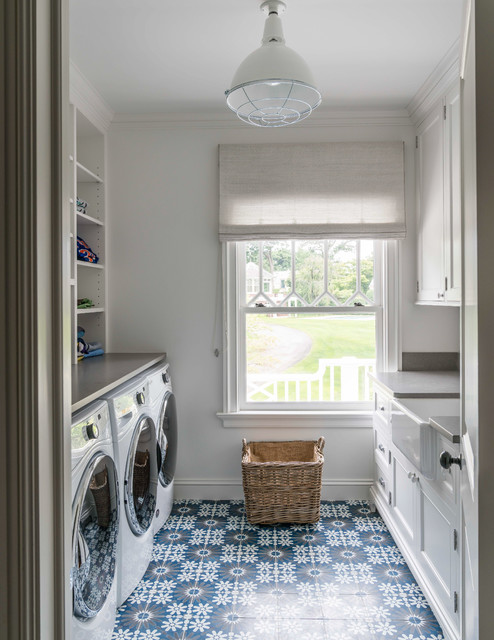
246, 262, 273, 279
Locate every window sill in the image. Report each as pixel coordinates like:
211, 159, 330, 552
217, 411, 373, 429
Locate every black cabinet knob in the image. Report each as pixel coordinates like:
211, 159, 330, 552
439, 450, 462, 470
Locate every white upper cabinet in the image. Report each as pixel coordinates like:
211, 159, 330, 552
443, 84, 461, 303
416, 80, 461, 305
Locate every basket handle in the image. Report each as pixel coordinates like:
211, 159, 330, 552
242, 438, 248, 456
317, 436, 325, 453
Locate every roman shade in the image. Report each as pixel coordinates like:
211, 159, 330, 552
219, 142, 406, 241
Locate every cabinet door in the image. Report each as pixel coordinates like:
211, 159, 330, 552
391, 454, 418, 549
418, 480, 459, 626
416, 102, 445, 303
444, 82, 461, 304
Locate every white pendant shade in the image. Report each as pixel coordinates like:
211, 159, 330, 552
225, 1, 321, 127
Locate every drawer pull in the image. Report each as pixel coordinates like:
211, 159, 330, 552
379, 405, 385, 412
378, 477, 386, 489
408, 471, 419, 483
378, 443, 386, 454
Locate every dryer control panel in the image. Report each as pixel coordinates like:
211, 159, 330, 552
71, 403, 111, 451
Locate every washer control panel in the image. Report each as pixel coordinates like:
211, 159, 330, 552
71, 403, 110, 451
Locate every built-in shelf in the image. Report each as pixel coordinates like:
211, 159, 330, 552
77, 307, 105, 315
70, 106, 107, 364
77, 161, 103, 184
77, 260, 104, 270
77, 211, 104, 227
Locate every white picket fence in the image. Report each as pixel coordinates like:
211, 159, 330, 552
247, 357, 375, 402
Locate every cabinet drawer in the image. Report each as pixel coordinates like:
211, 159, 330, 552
374, 425, 391, 469
427, 435, 459, 507
374, 458, 390, 504
374, 391, 391, 424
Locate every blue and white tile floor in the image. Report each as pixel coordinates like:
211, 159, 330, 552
112, 500, 444, 640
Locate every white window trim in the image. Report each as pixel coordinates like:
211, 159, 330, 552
219, 240, 400, 423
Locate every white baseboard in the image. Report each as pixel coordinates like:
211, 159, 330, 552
174, 478, 373, 501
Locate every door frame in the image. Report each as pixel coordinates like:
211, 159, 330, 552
0, 0, 71, 638
460, 0, 494, 637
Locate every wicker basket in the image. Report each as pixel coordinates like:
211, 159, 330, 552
241, 437, 325, 525
133, 450, 150, 502
89, 466, 111, 528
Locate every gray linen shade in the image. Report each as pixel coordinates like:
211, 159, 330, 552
219, 142, 406, 241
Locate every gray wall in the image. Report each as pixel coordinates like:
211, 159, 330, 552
106, 115, 460, 499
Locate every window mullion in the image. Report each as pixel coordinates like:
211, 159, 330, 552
356, 240, 362, 293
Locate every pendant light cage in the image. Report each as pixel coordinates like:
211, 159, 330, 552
225, 1, 321, 127
226, 79, 321, 127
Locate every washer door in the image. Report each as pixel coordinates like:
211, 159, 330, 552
72, 453, 119, 621
125, 416, 157, 535
156, 391, 177, 487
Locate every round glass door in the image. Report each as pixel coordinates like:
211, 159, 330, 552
156, 391, 177, 487
72, 453, 119, 621
125, 416, 157, 535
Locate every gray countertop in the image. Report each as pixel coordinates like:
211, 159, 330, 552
72, 352, 167, 412
369, 371, 460, 398
429, 416, 461, 443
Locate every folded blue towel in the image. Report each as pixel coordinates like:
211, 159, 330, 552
80, 349, 104, 360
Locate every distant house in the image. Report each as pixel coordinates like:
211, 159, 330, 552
272, 270, 291, 294
246, 262, 273, 295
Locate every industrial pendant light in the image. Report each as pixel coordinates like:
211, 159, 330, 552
225, 0, 321, 127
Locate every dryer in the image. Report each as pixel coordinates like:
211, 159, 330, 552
105, 375, 158, 606
147, 362, 178, 535
71, 400, 119, 640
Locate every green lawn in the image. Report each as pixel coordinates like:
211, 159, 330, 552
246, 314, 375, 401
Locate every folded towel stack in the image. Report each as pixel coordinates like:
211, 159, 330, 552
77, 325, 104, 361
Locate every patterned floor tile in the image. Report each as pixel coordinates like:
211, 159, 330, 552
111, 501, 444, 640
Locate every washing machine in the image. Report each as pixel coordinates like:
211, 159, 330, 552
71, 400, 119, 640
147, 361, 178, 535
105, 375, 158, 606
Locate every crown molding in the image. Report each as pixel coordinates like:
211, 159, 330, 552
110, 109, 412, 132
407, 39, 461, 126
69, 61, 114, 132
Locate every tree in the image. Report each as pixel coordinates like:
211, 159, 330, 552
295, 253, 324, 303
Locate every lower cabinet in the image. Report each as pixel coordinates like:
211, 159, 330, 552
419, 479, 459, 625
391, 453, 418, 549
371, 425, 460, 640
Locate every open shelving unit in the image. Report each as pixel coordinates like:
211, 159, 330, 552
69, 107, 107, 363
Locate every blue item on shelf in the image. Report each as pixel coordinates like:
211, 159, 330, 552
77, 236, 99, 264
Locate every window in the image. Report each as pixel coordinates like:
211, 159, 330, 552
223, 239, 398, 414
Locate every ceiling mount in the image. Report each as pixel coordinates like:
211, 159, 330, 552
225, 0, 321, 127
260, 0, 285, 16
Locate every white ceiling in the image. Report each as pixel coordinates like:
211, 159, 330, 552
70, 0, 464, 115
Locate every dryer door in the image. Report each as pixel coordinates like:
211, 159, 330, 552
156, 391, 177, 487
125, 416, 158, 535
72, 453, 119, 621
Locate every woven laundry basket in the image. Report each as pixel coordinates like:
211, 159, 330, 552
133, 450, 150, 502
241, 437, 325, 525
89, 467, 111, 528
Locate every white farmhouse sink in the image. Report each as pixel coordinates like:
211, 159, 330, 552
391, 398, 460, 478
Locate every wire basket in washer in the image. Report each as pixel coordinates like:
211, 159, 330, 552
241, 437, 325, 525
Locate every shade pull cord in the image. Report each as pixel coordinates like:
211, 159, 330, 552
211, 245, 222, 358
